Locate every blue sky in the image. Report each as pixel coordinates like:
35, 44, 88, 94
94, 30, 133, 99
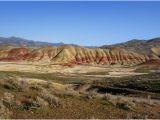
0, 1, 160, 46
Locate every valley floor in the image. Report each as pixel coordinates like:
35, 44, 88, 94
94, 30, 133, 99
0, 62, 160, 119
0, 62, 148, 77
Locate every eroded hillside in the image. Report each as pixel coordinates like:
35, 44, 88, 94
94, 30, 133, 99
0, 45, 149, 66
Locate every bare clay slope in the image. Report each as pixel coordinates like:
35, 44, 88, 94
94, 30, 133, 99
145, 47, 160, 65
151, 47, 160, 57
0, 48, 30, 61
0, 45, 149, 66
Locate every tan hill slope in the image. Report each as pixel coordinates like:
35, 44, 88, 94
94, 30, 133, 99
0, 45, 149, 66
151, 47, 160, 57
136, 47, 160, 71
146, 47, 160, 65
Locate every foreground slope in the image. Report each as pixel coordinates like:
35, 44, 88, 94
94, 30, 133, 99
0, 71, 160, 119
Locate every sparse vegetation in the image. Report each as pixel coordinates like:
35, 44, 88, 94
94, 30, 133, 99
0, 68, 159, 119
0, 71, 86, 84
39, 90, 60, 107
0, 100, 11, 119
0, 76, 29, 92
91, 72, 160, 98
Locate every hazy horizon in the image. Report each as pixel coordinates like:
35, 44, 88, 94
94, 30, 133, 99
0, 1, 160, 46
0, 35, 160, 47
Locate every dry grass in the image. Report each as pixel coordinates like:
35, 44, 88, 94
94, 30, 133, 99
39, 89, 60, 107
0, 77, 29, 92
2, 92, 15, 107
0, 72, 160, 119
35, 96, 49, 108
103, 93, 140, 111
29, 84, 44, 91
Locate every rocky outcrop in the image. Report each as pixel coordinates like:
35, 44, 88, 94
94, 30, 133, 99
0, 45, 149, 66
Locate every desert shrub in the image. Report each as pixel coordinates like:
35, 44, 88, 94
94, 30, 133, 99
22, 98, 38, 110
102, 93, 136, 109
2, 92, 15, 107
22, 93, 58, 110
57, 88, 79, 98
102, 93, 116, 105
39, 90, 60, 107
0, 101, 12, 119
2, 92, 22, 110
84, 91, 98, 99
41, 82, 53, 89
132, 97, 155, 106
2, 78, 29, 92
116, 100, 136, 111
29, 84, 44, 91
22, 96, 49, 110
103, 93, 113, 101
35, 96, 49, 108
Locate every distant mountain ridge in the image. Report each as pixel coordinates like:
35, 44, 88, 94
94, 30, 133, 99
0, 36, 160, 56
101, 37, 160, 55
0, 36, 64, 48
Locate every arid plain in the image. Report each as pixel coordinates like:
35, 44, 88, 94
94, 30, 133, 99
0, 38, 160, 119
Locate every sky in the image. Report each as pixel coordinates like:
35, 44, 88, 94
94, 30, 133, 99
0, 1, 160, 46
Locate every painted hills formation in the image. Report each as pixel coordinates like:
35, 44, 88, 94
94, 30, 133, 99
0, 36, 160, 66
0, 45, 150, 66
